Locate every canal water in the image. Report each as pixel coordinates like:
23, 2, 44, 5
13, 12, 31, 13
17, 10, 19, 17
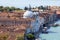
40, 20, 60, 40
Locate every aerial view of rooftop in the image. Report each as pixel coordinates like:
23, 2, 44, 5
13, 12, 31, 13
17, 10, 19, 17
0, 0, 60, 40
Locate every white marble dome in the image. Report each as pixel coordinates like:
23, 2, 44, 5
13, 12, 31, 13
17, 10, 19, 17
23, 10, 34, 18
23, 10, 39, 18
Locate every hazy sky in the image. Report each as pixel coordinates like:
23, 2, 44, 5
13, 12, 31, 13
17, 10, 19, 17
0, 0, 60, 9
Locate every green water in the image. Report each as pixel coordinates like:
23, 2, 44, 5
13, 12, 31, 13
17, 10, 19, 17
40, 20, 60, 40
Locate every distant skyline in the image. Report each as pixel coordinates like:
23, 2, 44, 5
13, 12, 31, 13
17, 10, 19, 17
0, 0, 60, 9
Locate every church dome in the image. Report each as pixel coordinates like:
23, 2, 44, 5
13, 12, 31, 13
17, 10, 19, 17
23, 10, 34, 18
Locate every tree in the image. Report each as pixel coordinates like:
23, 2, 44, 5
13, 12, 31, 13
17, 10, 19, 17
0, 6, 22, 12
4, 7, 10, 12
24, 6, 28, 10
40, 6, 44, 9
10, 7, 15, 10
0, 6, 3, 8
26, 33, 35, 40
0, 6, 3, 12
38, 6, 41, 9
0, 8, 3, 12
4, 7, 15, 12
38, 6, 48, 10
15, 8, 21, 10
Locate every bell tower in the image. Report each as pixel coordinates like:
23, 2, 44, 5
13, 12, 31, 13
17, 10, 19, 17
28, 4, 31, 11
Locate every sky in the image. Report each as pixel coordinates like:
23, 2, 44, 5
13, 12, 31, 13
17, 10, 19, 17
0, 0, 60, 9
